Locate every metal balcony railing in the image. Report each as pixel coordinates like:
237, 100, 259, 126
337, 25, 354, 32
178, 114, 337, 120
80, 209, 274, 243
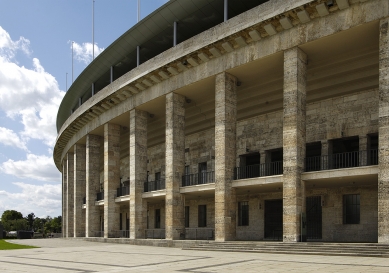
185, 228, 214, 240
117, 186, 130, 197
96, 191, 104, 201
145, 229, 165, 239
305, 150, 378, 172
144, 179, 165, 192
120, 230, 129, 238
182, 171, 215, 187
234, 161, 283, 180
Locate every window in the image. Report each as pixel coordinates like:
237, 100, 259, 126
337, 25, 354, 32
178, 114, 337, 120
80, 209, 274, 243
185, 206, 190, 227
343, 194, 360, 224
198, 205, 207, 227
198, 162, 207, 184
155, 209, 161, 228
120, 213, 123, 230
155, 172, 161, 181
238, 201, 249, 226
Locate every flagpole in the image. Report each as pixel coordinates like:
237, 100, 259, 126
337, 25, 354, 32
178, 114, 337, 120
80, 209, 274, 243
137, 0, 140, 22
72, 41, 74, 83
92, 0, 95, 60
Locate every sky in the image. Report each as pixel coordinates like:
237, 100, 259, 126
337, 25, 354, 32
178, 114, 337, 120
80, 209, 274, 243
0, 0, 168, 219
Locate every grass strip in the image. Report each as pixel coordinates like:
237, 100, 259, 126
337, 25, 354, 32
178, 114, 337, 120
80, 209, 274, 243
0, 239, 38, 250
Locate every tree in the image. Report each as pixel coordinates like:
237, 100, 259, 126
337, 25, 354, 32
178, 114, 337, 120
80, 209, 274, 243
1, 210, 24, 231
25, 213, 35, 230
1, 210, 23, 222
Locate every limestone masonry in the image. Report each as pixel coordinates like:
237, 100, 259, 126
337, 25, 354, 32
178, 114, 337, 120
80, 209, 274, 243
55, 0, 389, 243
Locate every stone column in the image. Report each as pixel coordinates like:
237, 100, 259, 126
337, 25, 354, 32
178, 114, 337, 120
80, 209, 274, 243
215, 72, 237, 242
66, 152, 74, 238
130, 109, 148, 239
86, 134, 102, 237
283, 47, 307, 242
379, 18, 389, 243
165, 92, 185, 240
359, 135, 368, 166
74, 144, 86, 237
104, 123, 121, 238
62, 160, 67, 237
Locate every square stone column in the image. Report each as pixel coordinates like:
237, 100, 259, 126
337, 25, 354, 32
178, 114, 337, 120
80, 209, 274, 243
215, 72, 237, 242
282, 47, 307, 242
130, 109, 148, 239
378, 18, 389, 243
66, 152, 74, 238
165, 92, 185, 240
86, 134, 102, 237
104, 123, 121, 238
74, 144, 86, 237
62, 160, 67, 237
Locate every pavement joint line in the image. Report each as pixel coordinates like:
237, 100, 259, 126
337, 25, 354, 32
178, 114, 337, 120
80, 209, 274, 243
177, 259, 257, 272
0, 260, 95, 273
8, 255, 212, 269
91, 249, 210, 258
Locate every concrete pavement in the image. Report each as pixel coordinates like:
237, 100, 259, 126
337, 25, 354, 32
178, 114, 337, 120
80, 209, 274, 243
1, 239, 389, 272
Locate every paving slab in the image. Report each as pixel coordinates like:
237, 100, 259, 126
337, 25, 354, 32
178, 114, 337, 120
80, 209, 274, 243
1, 239, 389, 272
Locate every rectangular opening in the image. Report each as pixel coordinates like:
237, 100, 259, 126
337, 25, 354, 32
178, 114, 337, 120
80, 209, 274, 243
238, 201, 249, 226
305, 142, 322, 172
185, 206, 190, 228
198, 205, 207, 227
343, 194, 360, 224
155, 209, 161, 229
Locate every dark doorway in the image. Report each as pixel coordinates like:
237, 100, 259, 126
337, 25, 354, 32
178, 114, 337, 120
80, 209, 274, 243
239, 153, 260, 179
155, 209, 161, 229
331, 136, 359, 169
305, 142, 322, 172
268, 149, 283, 175
264, 199, 283, 240
306, 196, 322, 240
368, 134, 378, 165
198, 162, 207, 184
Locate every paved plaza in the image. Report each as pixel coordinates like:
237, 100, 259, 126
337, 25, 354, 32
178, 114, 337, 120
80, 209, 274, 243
0, 239, 389, 272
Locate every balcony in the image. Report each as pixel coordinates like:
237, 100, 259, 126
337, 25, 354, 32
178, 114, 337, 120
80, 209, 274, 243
182, 171, 215, 187
234, 161, 283, 180
144, 179, 165, 192
96, 191, 104, 201
145, 229, 165, 239
305, 150, 378, 172
185, 228, 214, 240
117, 186, 129, 197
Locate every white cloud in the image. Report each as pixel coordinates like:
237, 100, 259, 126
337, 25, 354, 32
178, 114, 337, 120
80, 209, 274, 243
72, 41, 104, 64
0, 182, 61, 217
0, 154, 61, 182
0, 27, 65, 147
0, 127, 28, 151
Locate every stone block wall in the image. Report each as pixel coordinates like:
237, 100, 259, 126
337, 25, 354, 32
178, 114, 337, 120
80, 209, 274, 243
147, 202, 166, 229
185, 197, 215, 228
147, 143, 166, 181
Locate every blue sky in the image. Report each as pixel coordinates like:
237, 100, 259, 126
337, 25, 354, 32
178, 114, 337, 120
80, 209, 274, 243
0, 0, 168, 218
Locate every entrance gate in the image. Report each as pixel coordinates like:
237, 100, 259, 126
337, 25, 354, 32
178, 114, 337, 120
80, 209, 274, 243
306, 196, 322, 239
264, 199, 283, 240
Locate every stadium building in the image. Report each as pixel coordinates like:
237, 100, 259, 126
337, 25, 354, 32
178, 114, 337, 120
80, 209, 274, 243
54, 0, 389, 243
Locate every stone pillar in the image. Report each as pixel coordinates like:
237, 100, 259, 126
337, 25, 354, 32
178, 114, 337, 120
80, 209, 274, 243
359, 135, 368, 166
378, 18, 389, 243
74, 144, 86, 237
66, 152, 74, 238
86, 135, 102, 237
282, 47, 307, 242
130, 109, 148, 239
215, 72, 237, 242
62, 160, 67, 237
104, 123, 121, 238
165, 92, 185, 240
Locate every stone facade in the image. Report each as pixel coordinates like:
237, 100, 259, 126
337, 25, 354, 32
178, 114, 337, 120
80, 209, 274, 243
66, 153, 74, 237
74, 144, 86, 237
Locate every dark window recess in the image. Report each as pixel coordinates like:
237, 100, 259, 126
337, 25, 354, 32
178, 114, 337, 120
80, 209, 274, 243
185, 206, 190, 228
343, 194, 360, 224
305, 142, 322, 172
238, 201, 249, 226
155, 172, 161, 181
155, 209, 161, 229
264, 199, 283, 240
239, 153, 260, 179
306, 196, 322, 239
368, 134, 378, 165
126, 214, 129, 231
331, 137, 359, 169
198, 205, 207, 227
120, 213, 122, 230
198, 162, 207, 184
269, 148, 283, 175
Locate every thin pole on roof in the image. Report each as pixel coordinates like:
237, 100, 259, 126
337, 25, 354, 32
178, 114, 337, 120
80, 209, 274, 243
92, 0, 95, 60
224, 0, 228, 22
137, 0, 140, 22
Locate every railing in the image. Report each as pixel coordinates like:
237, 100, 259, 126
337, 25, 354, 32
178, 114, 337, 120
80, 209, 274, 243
185, 228, 214, 240
117, 186, 130, 197
94, 231, 104, 237
234, 161, 283, 180
144, 179, 165, 192
119, 230, 129, 238
96, 191, 104, 201
145, 229, 165, 239
182, 171, 215, 187
82, 197, 86, 205
305, 150, 378, 172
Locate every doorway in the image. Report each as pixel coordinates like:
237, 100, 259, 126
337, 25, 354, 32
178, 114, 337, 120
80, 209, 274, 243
306, 196, 322, 239
264, 199, 283, 240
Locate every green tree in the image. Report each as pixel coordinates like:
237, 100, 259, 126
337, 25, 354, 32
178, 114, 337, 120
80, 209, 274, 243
1, 210, 24, 231
25, 212, 35, 230
1, 210, 23, 222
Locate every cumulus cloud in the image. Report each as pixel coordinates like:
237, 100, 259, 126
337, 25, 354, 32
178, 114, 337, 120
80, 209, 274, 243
0, 154, 61, 182
0, 27, 65, 147
0, 127, 28, 151
71, 41, 104, 64
0, 182, 61, 217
